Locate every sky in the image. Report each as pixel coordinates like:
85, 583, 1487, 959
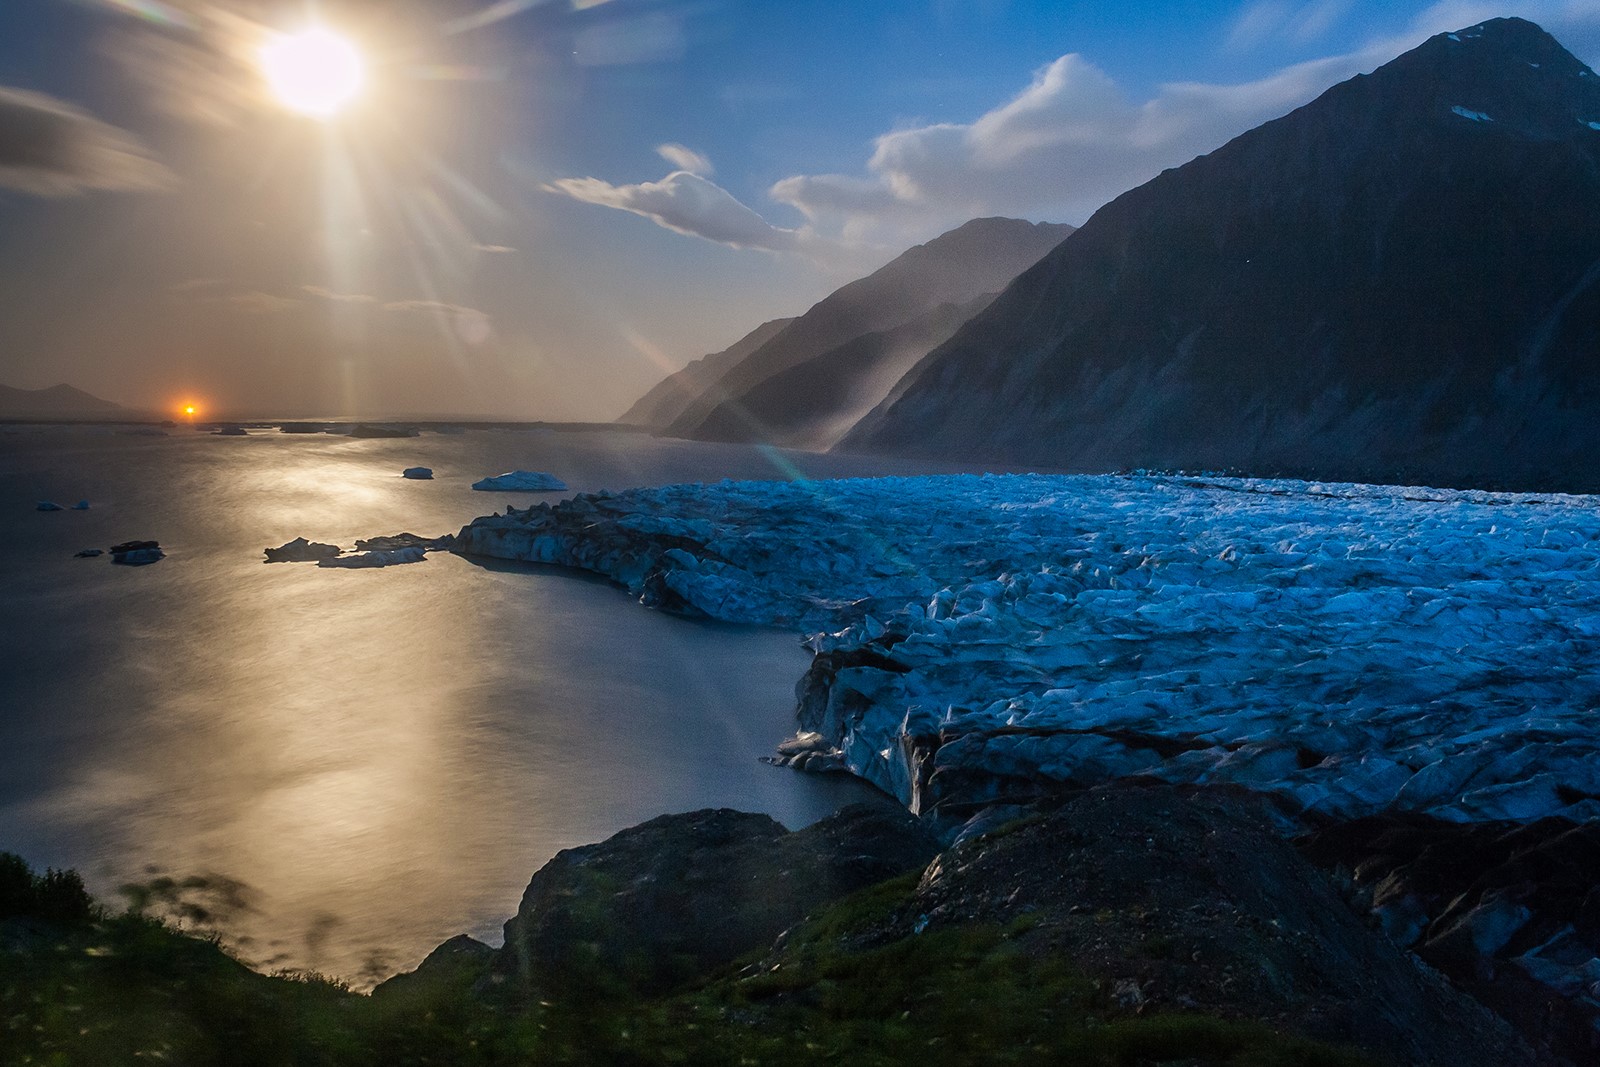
0, 0, 1597, 420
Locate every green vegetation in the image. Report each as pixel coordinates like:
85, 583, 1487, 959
0, 853, 1375, 1066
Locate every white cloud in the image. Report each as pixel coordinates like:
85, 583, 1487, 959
655, 142, 713, 176
0, 86, 172, 196
768, 2, 1600, 236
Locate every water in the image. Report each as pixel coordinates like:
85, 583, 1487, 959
0, 424, 964, 985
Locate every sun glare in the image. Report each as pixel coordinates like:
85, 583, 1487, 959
260, 27, 365, 118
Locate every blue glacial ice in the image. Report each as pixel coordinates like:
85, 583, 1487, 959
457, 473, 1600, 822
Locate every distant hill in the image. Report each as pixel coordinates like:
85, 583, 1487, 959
617, 317, 794, 429
657, 217, 1074, 449
0, 384, 128, 420
843, 18, 1600, 492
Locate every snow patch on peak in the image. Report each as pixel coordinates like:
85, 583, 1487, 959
1451, 105, 1493, 122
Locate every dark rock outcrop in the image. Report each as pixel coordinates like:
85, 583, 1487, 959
1303, 813, 1600, 1065
494, 803, 938, 996
845, 18, 1600, 492
791, 784, 1534, 1067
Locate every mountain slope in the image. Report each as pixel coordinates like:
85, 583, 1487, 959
843, 18, 1600, 491
0, 384, 126, 420
616, 317, 793, 428
692, 294, 995, 449
664, 217, 1073, 446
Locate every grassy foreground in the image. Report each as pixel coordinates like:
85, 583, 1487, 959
0, 853, 1374, 1066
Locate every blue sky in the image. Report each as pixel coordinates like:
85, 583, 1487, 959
1, 0, 1598, 418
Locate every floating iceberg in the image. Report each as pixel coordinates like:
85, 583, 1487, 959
72, 500, 89, 511
471, 470, 567, 492
110, 540, 164, 565
318, 546, 426, 568
264, 537, 342, 563
458, 473, 1600, 822
402, 467, 434, 480
353, 532, 452, 552
35, 501, 63, 512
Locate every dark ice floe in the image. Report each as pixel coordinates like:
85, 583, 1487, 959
471, 470, 567, 492
457, 474, 1600, 822
264, 537, 342, 563
318, 546, 427, 568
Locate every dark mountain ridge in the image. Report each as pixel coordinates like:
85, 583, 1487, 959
843, 18, 1600, 491
662, 216, 1074, 447
616, 316, 794, 429
0, 383, 127, 420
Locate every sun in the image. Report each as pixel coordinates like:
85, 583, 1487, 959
259, 27, 365, 118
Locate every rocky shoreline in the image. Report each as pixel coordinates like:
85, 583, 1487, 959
371, 784, 1564, 1065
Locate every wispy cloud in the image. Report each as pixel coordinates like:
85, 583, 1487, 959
0, 87, 172, 196
544, 170, 818, 255
655, 142, 713, 176
227, 290, 300, 314
383, 299, 494, 345
301, 285, 378, 304
1228, 0, 1356, 50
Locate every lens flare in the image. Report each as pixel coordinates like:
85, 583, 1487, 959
260, 28, 364, 118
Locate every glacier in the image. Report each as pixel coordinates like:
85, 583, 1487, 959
456, 473, 1600, 822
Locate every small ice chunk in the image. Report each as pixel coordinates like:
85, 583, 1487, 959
471, 470, 568, 492
402, 467, 434, 480
1450, 106, 1492, 122
72, 500, 89, 510
1586, 121, 1600, 131
36, 501, 63, 512
110, 540, 164, 566
74, 548, 103, 558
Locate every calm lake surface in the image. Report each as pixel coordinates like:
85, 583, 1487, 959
0, 424, 974, 985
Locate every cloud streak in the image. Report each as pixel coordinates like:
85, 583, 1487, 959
544, 170, 813, 254
0, 87, 172, 196
656, 142, 712, 175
